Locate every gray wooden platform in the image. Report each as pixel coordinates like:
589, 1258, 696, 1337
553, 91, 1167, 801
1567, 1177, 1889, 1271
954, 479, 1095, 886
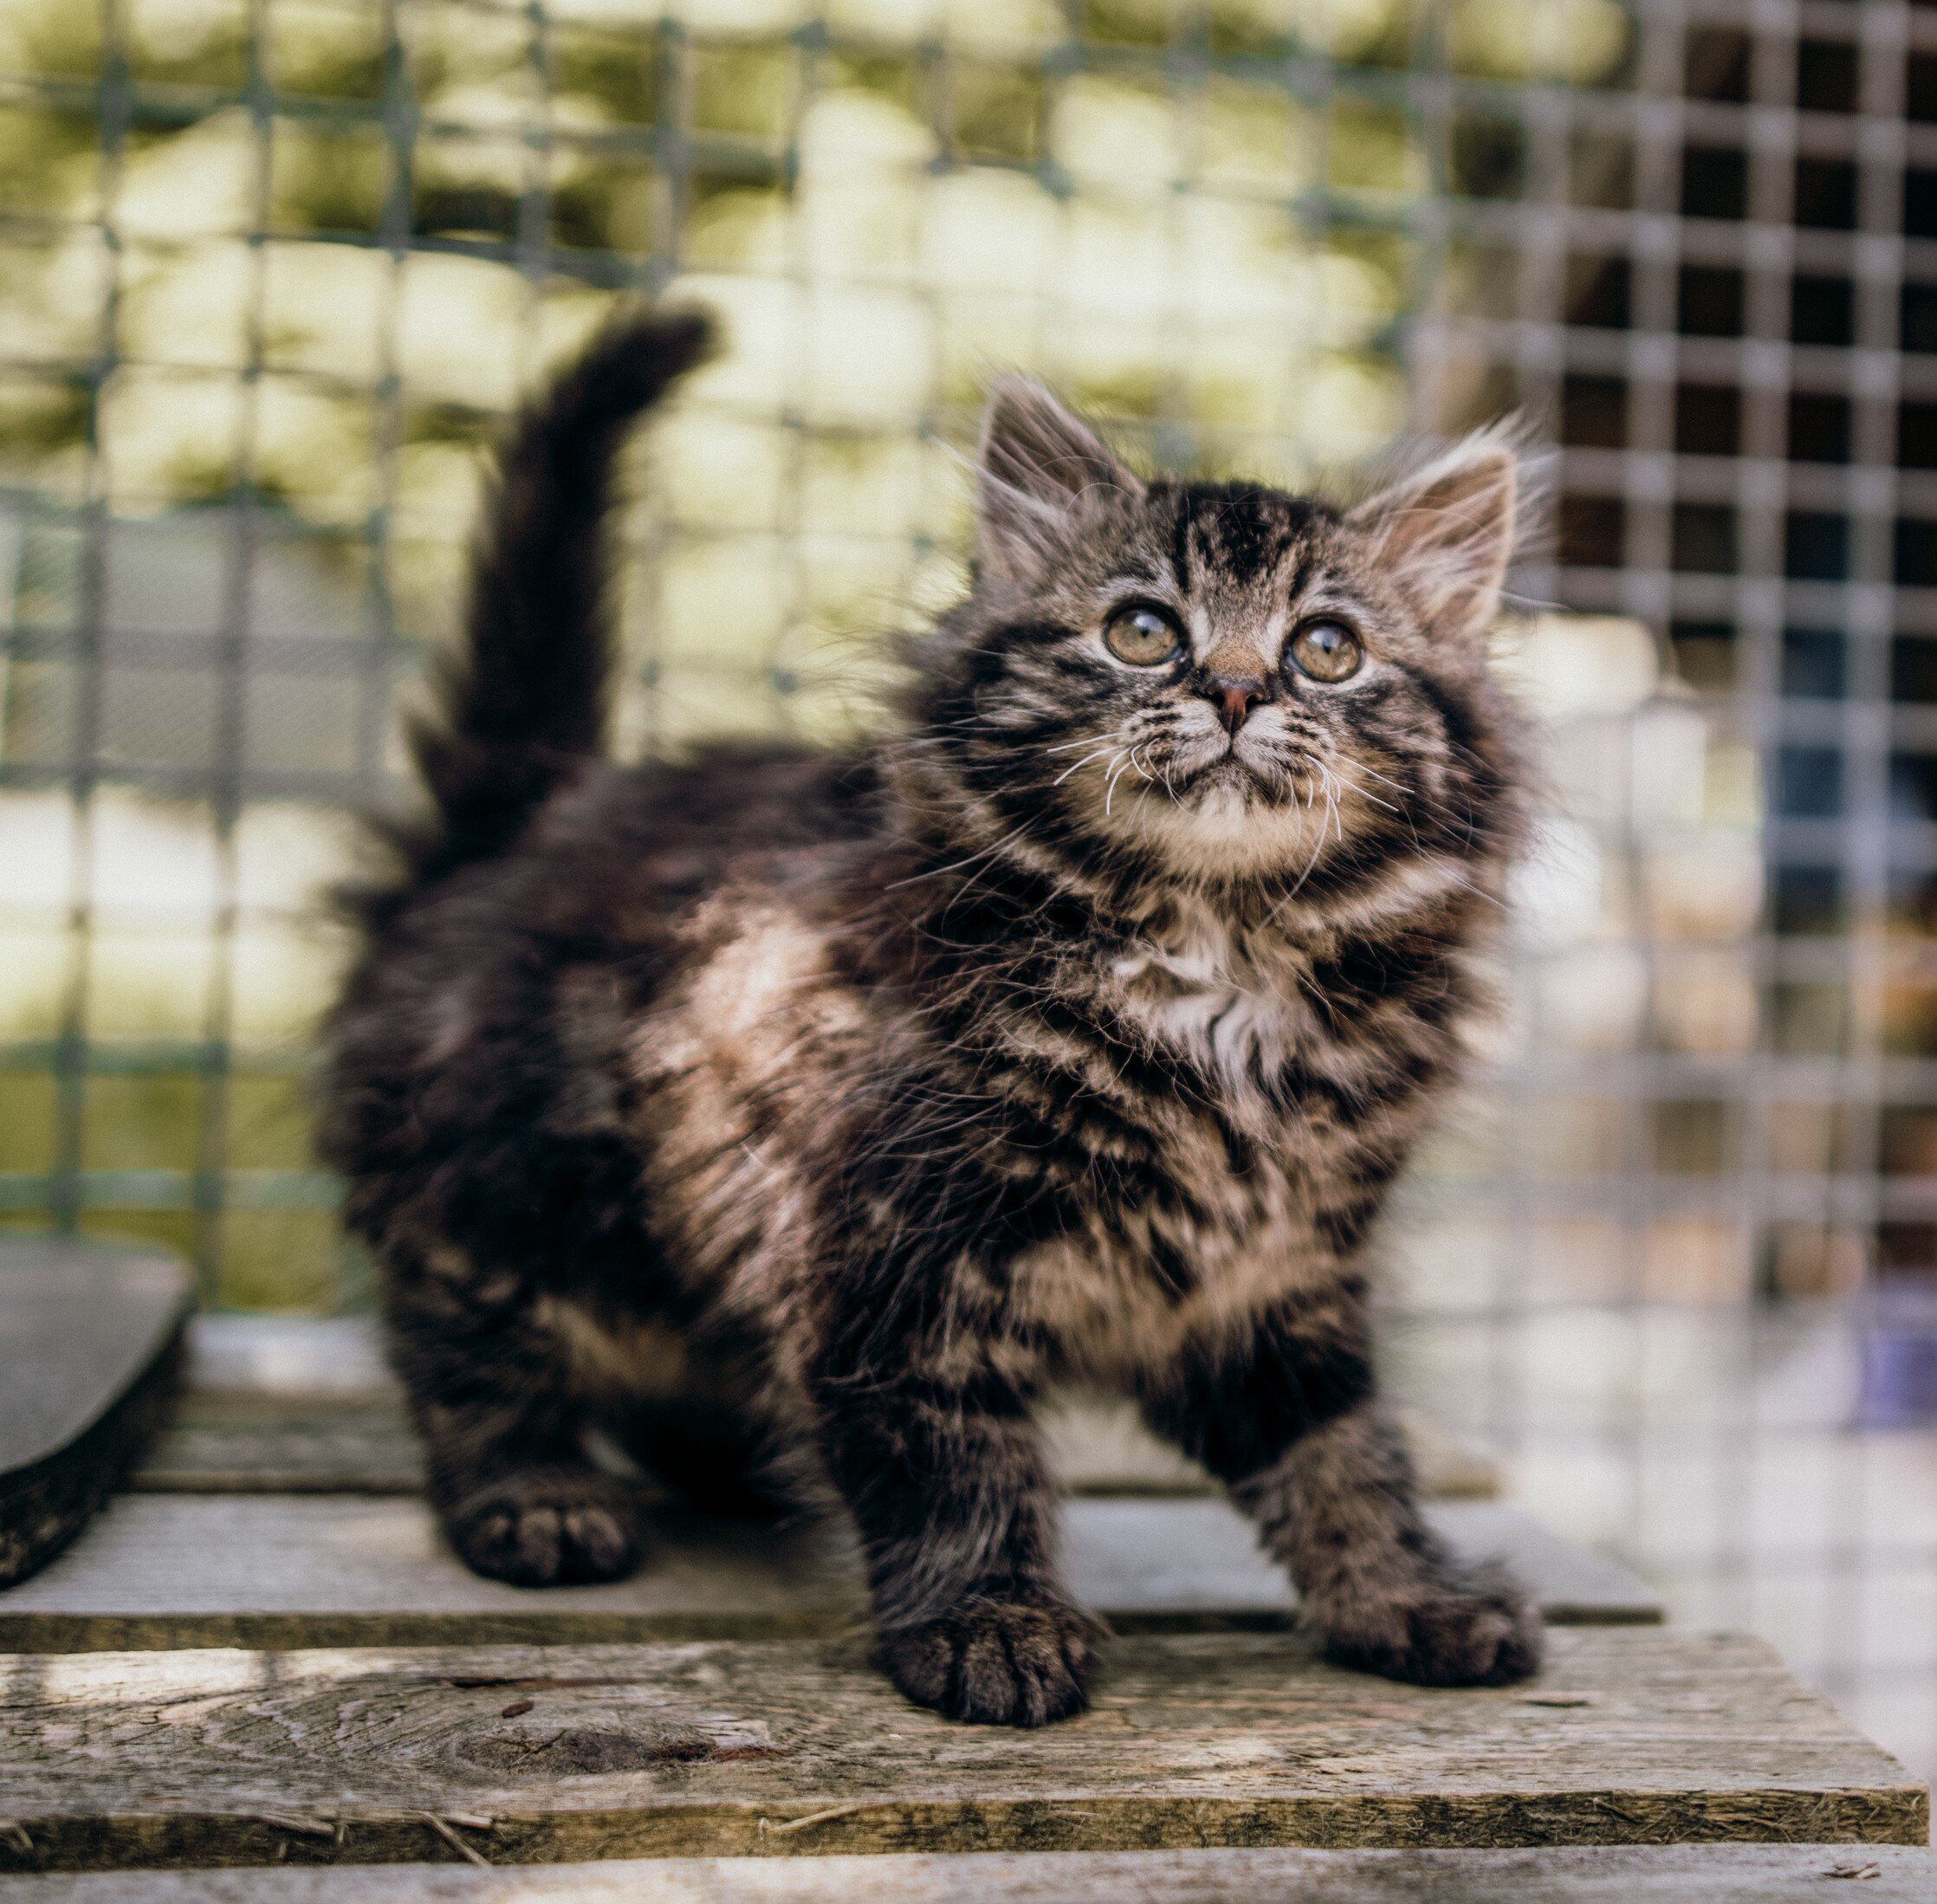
0, 1628, 1921, 1873
0, 1491, 1660, 1654
8, 1305, 1913, 1894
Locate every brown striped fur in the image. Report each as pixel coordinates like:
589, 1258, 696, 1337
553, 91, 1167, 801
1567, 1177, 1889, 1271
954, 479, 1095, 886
321, 310, 1541, 1726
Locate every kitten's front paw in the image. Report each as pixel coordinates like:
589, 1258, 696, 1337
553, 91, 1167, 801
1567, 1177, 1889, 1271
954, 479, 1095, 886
444, 1468, 643, 1586
1318, 1563, 1542, 1687
881, 1595, 1094, 1727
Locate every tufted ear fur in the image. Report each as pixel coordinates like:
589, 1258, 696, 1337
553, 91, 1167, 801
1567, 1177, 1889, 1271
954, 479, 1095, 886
975, 380, 1143, 582
1346, 431, 1518, 641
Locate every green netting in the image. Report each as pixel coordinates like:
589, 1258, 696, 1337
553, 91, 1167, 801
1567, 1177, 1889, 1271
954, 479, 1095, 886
0, 0, 1631, 1308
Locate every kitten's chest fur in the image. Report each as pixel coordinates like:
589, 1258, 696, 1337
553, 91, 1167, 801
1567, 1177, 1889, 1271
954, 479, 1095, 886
1020, 905, 1362, 1371
1107, 895, 1312, 1095
632, 882, 1376, 1383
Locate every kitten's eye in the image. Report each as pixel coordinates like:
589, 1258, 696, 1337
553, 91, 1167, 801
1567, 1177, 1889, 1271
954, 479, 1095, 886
1104, 606, 1182, 667
1287, 618, 1363, 684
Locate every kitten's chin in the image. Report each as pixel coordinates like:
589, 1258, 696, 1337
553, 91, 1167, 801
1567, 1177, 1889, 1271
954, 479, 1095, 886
1169, 744, 1306, 816
1099, 758, 1335, 880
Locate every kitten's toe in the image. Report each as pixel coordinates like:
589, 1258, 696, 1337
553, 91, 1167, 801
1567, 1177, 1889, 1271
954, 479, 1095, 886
881, 1594, 1094, 1727
444, 1469, 644, 1586
1319, 1562, 1543, 1687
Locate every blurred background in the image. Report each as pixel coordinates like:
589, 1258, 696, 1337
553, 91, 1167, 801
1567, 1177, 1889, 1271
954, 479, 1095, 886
5, 0, 1937, 1782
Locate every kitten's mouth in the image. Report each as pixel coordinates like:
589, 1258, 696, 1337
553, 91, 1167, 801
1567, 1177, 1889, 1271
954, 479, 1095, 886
1165, 739, 1303, 800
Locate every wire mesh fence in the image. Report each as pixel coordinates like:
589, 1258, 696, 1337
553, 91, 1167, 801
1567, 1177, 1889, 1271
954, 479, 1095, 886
4, 0, 1558, 1302
1395, 0, 1937, 1783
6, 0, 1937, 1786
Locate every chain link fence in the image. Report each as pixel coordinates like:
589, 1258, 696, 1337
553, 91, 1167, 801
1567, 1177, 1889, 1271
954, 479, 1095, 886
1396, 0, 1937, 1784
6, 0, 1590, 1299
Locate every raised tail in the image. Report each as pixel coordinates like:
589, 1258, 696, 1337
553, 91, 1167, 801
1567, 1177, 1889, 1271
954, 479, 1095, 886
393, 306, 714, 897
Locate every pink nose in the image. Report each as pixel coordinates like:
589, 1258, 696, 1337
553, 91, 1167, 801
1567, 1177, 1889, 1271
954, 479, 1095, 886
1205, 675, 1273, 735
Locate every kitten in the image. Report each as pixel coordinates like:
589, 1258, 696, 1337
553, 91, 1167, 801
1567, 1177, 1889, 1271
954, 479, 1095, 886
321, 307, 1541, 1726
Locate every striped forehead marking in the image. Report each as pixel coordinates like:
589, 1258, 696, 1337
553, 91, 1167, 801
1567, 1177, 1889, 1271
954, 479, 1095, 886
1172, 485, 1332, 592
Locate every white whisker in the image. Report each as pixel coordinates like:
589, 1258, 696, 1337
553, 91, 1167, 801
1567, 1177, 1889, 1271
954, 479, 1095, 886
1052, 746, 1118, 787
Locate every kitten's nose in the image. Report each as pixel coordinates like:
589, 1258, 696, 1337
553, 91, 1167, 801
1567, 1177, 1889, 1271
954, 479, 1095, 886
1203, 675, 1273, 736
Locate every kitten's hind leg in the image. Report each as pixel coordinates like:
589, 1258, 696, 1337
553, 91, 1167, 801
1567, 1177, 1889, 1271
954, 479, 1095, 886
385, 1248, 645, 1587
1137, 1285, 1541, 1687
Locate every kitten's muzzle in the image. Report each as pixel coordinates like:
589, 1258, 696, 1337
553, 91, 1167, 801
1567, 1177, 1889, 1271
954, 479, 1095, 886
1198, 672, 1276, 737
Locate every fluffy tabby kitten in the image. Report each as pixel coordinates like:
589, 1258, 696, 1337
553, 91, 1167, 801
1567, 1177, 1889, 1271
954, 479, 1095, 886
321, 306, 1541, 1726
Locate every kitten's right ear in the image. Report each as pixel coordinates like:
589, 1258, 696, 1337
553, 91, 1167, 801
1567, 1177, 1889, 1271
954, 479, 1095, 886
1346, 431, 1519, 642
975, 380, 1143, 582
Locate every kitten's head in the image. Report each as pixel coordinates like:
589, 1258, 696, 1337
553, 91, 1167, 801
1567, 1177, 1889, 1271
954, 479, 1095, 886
905, 383, 1525, 897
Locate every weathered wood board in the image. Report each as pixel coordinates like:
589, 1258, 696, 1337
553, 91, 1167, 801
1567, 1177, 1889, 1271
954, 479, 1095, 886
0, 1493, 1659, 1654
140, 1318, 1500, 1500
2, 1845, 1934, 1901
0, 1238, 189, 1590
130, 1392, 426, 1497
136, 1386, 1495, 1503
0, 1629, 1921, 1872
1062, 1499, 1657, 1629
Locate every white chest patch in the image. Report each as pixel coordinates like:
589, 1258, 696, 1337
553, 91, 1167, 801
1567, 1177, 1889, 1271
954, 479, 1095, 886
1111, 904, 1305, 1091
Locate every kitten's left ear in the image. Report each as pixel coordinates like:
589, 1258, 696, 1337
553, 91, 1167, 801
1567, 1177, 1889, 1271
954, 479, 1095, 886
1346, 433, 1518, 640
975, 380, 1143, 582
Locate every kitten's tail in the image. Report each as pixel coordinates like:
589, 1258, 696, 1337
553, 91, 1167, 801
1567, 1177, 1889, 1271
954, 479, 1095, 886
398, 306, 714, 893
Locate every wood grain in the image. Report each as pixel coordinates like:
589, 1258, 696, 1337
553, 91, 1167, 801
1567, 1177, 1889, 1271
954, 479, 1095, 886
1, 1845, 1932, 1901
0, 1494, 1660, 1655
0, 1629, 1921, 1871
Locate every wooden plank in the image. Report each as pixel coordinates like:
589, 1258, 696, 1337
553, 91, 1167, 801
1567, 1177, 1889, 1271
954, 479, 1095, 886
0, 1493, 1660, 1654
132, 1394, 1229, 1502
1040, 1394, 1500, 1502
130, 1394, 424, 1497
0, 1629, 1921, 1871
139, 1323, 1499, 1501
127, 1389, 1500, 1506
1062, 1499, 1660, 1629
0, 1496, 855, 1651
2, 1846, 1934, 1901
125, 1399, 1500, 1506
0, 1238, 190, 1590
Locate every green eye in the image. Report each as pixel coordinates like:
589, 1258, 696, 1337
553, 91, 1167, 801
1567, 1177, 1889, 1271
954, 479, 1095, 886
1104, 606, 1182, 666
1288, 618, 1364, 684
